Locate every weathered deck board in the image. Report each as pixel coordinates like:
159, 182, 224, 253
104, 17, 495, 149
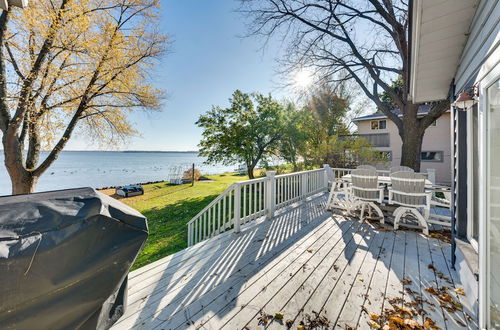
111, 193, 477, 330
356, 230, 396, 328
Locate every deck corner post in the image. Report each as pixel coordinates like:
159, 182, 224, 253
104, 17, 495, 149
234, 183, 241, 233
265, 171, 276, 219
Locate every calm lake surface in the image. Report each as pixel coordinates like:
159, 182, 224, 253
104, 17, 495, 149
0, 151, 237, 196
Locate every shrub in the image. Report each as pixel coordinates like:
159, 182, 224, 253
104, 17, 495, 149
182, 168, 202, 181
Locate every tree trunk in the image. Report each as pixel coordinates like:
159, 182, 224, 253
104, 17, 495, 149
3, 132, 39, 194
247, 165, 255, 179
9, 170, 38, 194
399, 120, 424, 172
4, 153, 38, 194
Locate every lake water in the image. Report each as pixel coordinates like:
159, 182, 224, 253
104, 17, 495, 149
0, 151, 238, 196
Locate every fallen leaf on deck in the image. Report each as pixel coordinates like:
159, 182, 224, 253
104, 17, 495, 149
454, 287, 465, 296
428, 264, 436, 271
306, 248, 313, 253
424, 317, 441, 330
285, 319, 293, 328
274, 312, 284, 320
402, 279, 412, 285
404, 318, 421, 328
370, 312, 380, 321
425, 287, 439, 295
389, 316, 405, 326
454, 318, 467, 327
368, 320, 381, 328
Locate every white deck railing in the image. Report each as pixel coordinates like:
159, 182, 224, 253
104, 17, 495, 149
187, 167, 330, 246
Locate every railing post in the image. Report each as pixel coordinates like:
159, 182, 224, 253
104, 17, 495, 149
265, 171, 276, 219
301, 172, 308, 199
234, 183, 241, 233
323, 164, 330, 190
427, 168, 436, 184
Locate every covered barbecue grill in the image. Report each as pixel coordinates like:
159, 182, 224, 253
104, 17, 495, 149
0, 187, 148, 330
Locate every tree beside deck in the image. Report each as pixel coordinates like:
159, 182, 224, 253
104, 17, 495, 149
0, 0, 166, 194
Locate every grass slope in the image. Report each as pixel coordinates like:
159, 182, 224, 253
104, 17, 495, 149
102, 172, 251, 270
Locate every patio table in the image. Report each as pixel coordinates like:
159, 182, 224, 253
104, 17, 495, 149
341, 174, 435, 188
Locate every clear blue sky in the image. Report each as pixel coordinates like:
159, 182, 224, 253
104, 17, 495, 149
68, 0, 288, 151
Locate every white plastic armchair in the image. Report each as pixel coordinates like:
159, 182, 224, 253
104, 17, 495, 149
389, 166, 414, 174
349, 169, 385, 223
357, 165, 377, 171
388, 171, 432, 234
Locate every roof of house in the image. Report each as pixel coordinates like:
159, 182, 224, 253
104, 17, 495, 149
352, 105, 432, 122
409, 0, 478, 103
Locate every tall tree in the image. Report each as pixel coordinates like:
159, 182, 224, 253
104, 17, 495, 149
304, 85, 350, 136
0, 0, 166, 194
279, 102, 308, 171
241, 0, 449, 171
196, 90, 284, 179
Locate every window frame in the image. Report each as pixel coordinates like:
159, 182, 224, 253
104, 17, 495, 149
370, 119, 387, 130
379, 150, 392, 161
467, 105, 479, 252
421, 150, 444, 162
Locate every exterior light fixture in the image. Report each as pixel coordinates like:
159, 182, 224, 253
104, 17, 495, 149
452, 85, 478, 111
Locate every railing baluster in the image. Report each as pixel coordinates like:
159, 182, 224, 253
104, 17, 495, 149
222, 195, 226, 230
253, 183, 256, 215
234, 184, 241, 232
217, 200, 221, 234
243, 183, 247, 223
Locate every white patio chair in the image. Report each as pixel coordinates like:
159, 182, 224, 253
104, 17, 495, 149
357, 165, 377, 171
389, 166, 414, 174
349, 169, 385, 223
326, 178, 353, 211
388, 171, 432, 235
428, 186, 452, 227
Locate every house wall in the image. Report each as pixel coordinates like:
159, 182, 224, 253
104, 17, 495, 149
454, 0, 500, 94
355, 112, 452, 184
451, 0, 500, 327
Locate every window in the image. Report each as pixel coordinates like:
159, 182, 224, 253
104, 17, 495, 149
371, 120, 386, 130
421, 151, 443, 162
379, 151, 392, 161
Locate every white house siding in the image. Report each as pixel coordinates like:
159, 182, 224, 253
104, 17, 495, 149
355, 112, 452, 184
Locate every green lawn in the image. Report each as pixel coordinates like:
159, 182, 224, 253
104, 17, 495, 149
102, 172, 252, 270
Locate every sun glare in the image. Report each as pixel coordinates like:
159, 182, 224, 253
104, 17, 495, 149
293, 69, 313, 89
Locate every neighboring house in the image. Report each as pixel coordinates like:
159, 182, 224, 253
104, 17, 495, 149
0, 0, 27, 10
351, 106, 452, 184
409, 0, 499, 328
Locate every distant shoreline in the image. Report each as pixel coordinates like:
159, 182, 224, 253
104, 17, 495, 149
1, 150, 201, 153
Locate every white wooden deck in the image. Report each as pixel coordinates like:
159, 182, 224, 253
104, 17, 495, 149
112, 194, 478, 330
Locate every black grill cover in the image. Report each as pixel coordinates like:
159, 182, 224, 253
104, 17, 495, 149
0, 187, 148, 330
